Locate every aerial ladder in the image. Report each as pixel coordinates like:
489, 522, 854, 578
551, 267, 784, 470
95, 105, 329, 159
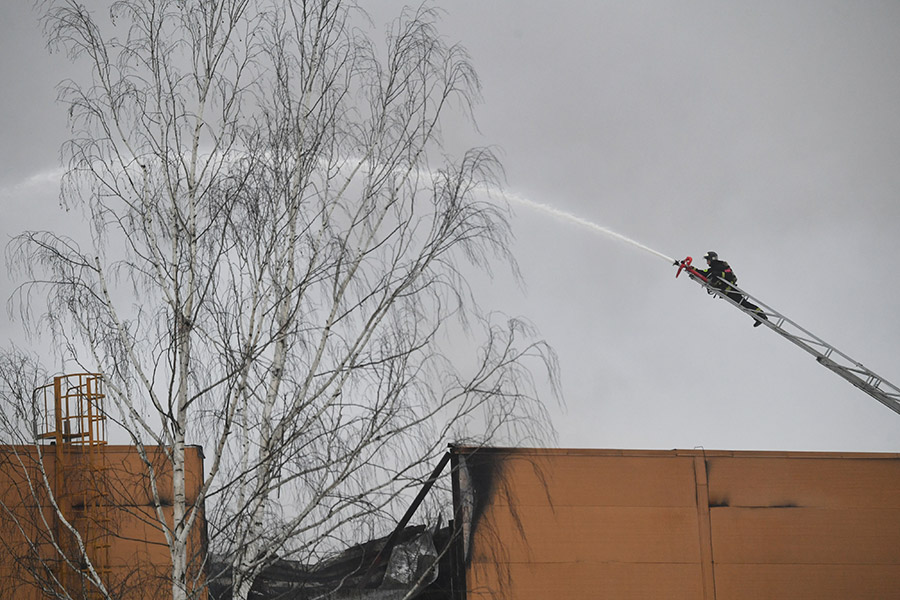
676, 256, 900, 417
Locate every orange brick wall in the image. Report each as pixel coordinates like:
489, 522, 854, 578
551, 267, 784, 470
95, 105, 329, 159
455, 448, 900, 600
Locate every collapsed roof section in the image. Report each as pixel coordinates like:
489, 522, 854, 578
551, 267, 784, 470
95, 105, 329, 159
208, 524, 456, 600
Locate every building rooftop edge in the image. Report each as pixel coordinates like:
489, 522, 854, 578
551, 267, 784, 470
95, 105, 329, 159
448, 445, 900, 460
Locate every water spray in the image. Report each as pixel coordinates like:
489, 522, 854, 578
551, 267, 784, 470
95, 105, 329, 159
502, 191, 676, 265
494, 190, 900, 417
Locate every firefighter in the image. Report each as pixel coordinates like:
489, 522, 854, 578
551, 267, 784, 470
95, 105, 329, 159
698, 251, 769, 327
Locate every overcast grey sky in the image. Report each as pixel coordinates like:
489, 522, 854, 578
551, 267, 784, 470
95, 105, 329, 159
3, 1, 900, 452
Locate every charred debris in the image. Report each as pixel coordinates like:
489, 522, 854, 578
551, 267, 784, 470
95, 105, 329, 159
208, 524, 456, 600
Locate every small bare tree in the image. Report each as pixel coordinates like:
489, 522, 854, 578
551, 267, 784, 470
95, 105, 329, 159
7, 2, 558, 599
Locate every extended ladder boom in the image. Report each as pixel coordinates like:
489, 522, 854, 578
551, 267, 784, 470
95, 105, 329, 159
677, 260, 900, 416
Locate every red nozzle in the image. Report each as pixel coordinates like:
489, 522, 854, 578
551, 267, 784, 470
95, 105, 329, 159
675, 256, 692, 278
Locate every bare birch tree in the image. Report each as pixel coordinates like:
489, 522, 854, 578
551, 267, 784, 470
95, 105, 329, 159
7, 1, 558, 599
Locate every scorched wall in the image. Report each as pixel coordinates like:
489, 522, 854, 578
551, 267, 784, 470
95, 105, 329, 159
452, 447, 900, 600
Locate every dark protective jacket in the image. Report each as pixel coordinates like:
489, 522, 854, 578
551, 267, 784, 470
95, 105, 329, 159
697, 258, 737, 289
693, 257, 768, 324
